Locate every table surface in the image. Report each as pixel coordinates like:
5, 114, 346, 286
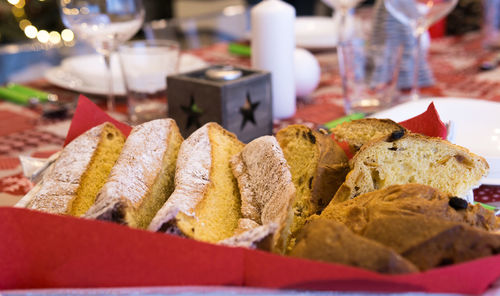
1, 32, 500, 207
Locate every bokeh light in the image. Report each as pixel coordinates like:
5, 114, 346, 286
24, 25, 38, 39
19, 19, 31, 30
49, 31, 61, 44
36, 30, 50, 43
61, 29, 74, 42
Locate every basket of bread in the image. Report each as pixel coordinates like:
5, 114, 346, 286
1, 95, 499, 294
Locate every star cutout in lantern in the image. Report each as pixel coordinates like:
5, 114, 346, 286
181, 96, 203, 129
239, 93, 260, 130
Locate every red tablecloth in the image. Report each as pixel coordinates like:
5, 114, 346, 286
1, 32, 500, 205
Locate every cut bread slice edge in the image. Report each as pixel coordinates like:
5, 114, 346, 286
332, 131, 489, 204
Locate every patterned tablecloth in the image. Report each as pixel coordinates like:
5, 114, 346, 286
1, 32, 500, 207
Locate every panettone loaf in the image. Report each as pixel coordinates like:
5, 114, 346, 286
276, 125, 349, 248
289, 218, 418, 274
330, 118, 405, 152
224, 135, 296, 253
401, 220, 500, 271
84, 119, 183, 229
332, 132, 489, 203
28, 123, 125, 215
321, 184, 499, 233
148, 123, 244, 243
360, 215, 500, 271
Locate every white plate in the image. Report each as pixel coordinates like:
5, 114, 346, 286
45, 53, 209, 96
371, 98, 500, 185
295, 17, 339, 50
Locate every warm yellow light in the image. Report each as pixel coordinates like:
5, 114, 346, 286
11, 7, 25, 17
19, 19, 31, 30
61, 29, 74, 42
49, 31, 61, 44
24, 25, 37, 39
36, 30, 50, 43
14, 0, 25, 8
7, 0, 19, 5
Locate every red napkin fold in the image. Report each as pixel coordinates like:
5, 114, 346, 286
398, 102, 448, 140
64, 95, 132, 146
2, 96, 498, 294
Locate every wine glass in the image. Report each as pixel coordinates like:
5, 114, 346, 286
384, 0, 458, 100
322, 0, 362, 42
59, 0, 145, 112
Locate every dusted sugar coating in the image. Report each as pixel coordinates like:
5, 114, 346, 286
27, 123, 125, 215
227, 135, 296, 253
85, 119, 183, 229
321, 184, 500, 234
290, 218, 418, 274
276, 125, 349, 250
148, 122, 244, 243
331, 118, 405, 152
332, 132, 489, 203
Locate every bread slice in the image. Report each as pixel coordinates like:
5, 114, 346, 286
224, 135, 296, 253
148, 122, 244, 243
84, 119, 183, 229
276, 125, 349, 248
401, 220, 500, 271
321, 184, 500, 234
27, 123, 125, 215
360, 215, 500, 271
289, 218, 418, 274
332, 131, 489, 203
330, 118, 405, 152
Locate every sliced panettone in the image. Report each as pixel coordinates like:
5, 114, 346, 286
276, 125, 349, 248
289, 218, 418, 274
330, 118, 406, 152
332, 131, 489, 203
321, 184, 499, 234
148, 122, 244, 243
222, 135, 296, 253
84, 119, 183, 229
27, 123, 125, 215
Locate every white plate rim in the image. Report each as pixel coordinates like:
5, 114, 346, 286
44, 53, 208, 96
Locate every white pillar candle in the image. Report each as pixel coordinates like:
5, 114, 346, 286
251, 0, 296, 119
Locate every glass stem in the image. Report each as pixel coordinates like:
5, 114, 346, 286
411, 31, 423, 101
103, 52, 115, 112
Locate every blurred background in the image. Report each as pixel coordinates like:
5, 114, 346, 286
0, 0, 484, 84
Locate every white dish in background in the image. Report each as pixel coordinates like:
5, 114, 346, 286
295, 17, 339, 50
371, 98, 500, 185
45, 53, 208, 96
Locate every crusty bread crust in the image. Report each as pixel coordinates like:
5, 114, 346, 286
290, 218, 418, 274
148, 122, 244, 242
228, 135, 296, 253
331, 118, 405, 152
322, 184, 499, 233
84, 119, 183, 228
148, 123, 213, 232
332, 132, 489, 203
27, 123, 121, 214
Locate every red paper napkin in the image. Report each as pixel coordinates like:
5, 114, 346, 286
64, 95, 132, 146
1, 207, 499, 294
398, 102, 448, 139
2, 96, 498, 294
